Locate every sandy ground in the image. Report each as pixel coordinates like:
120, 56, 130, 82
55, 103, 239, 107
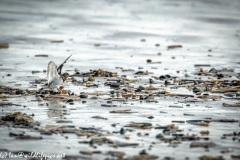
0, 0, 240, 160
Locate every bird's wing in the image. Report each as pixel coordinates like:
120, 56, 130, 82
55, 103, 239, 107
47, 61, 59, 86
57, 54, 72, 74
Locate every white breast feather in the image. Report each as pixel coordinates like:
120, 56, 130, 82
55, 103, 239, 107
47, 61, 59, 85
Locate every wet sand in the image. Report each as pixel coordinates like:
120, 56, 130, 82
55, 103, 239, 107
0, 0, 240, 160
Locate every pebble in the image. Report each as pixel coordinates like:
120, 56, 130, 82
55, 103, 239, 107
66, 99, 74, 103
156, 133, 164, 139
147, 116, 154, 119
139, 149, 148, 155
146, 59, 152, 63
79, 94, 88, 98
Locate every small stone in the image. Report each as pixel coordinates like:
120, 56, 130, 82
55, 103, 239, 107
200, 68, 205, 73
200, 130, 210, 135
110, 83, 121, 88
165, 74, 171, 78
80, 94, 88, 98
147, 59, 152, 63
137, 132, 142, 136
148, 116, 154, 119
139, 149, 148, 155
159, 75, 166, 79
120, 128, 125, 135
125, 136, 130, 140
156, 133, 164, 139
66, 99, 74, 103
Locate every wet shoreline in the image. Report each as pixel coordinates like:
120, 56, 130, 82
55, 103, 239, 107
1, 0, 240, 160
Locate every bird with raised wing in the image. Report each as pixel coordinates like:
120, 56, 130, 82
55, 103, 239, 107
47, 54, 72, 92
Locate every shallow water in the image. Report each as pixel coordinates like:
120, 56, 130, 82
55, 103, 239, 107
0, 0, 240, 160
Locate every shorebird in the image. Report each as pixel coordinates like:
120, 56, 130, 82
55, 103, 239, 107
47, 54, 72, 92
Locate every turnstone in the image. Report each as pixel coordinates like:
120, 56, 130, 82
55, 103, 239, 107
47, 54, 72, 92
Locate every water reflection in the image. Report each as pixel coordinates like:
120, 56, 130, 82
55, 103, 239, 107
47, 99, 65, 118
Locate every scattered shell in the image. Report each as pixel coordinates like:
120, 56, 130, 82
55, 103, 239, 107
0, 93, 7, 98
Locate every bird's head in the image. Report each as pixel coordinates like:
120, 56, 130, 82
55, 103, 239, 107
61, 72, 70, 82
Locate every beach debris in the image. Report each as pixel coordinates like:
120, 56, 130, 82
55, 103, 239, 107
1, 112, 34, 124
50, 40, 64, 43
169, 105, 183, 108
220, 148, 233, 154
223, 103, 240, 107
0, 43, 9, 49
35, 54, 49, 57
15, 135, 43, 140
199, 155, 224, 160
0, 93, 7, 98
94, 43, 101, 46
200, 130, 210, 135
125, 122, 152, 129
187, 120, 210, 126
0, 54, 239, 160
92, 115, 108, 120
190, 142, 216, 148
109, 109, 133, 113
167, 45, 182, 49
194, 64, 211, 67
